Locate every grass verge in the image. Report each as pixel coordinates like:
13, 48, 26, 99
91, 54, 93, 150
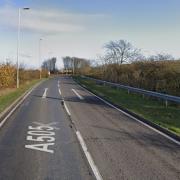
0, 79, 43, 114
74, 76, 180, 136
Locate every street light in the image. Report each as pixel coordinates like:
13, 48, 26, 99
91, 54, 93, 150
39, 38, 43, 79
16, 7, 30, 88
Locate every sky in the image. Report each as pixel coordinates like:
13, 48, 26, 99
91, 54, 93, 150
0, 0, 180, 69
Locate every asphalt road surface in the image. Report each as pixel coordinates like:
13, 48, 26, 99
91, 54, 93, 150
0, 76, 179, 180
0, 78, 93, 180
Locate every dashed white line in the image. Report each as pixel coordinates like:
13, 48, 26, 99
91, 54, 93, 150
42, 88, 48, 98
58, 80, 60, 87
72, 89, 84, 100
59, 89, 62, 95
76, 131, 103, 180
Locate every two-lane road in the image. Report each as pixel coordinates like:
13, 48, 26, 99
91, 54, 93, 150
0, 76, 179, 180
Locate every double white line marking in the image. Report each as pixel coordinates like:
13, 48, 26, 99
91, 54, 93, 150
72, 89, 84, 100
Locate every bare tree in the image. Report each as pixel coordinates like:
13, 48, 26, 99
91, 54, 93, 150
147, 53, 174, 61
104, 40, 141, 64
42, 57, 57, 73
62, 56, 91, 74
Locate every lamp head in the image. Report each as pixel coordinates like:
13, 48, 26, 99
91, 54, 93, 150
23, 7, 30, 10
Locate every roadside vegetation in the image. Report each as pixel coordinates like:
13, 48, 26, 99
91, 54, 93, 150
0, 62, 49, 114
0, 79, 42, 113
87, 60, 180, 96
62, 39, 180, 135
74, 76, 180, 135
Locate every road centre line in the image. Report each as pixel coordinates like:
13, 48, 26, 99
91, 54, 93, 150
78, 84, 180, 146
72, 89, 84, 100
42, 88, 48, 98
76, 131, 103, 180
64, 102, 71, 116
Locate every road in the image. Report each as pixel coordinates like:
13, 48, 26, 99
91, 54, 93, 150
0, 78, 92, 180
0, 76, 180, 180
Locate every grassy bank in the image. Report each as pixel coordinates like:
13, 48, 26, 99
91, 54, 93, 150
74, 76, 180, 135
0, 79, 43, 114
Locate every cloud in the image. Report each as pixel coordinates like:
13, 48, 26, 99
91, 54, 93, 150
0, 5, 107, 34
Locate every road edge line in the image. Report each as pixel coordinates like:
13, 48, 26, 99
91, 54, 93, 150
0, 80, 44, 129
75, 79, 180, 146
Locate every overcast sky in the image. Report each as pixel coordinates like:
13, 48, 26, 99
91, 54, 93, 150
0, 0, 180, 69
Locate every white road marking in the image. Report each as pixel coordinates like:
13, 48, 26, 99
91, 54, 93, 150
25, 143, 54, 153
64, 102, 71, 116
58, 80, 60, 87
42, 88, 48, 98
76, 131, 103, 180
25, 122, 58, 153
0, 88, 34, 128
79, 84, 180, 146
72, 89, 84, 100
59, 89, 62, 95
33, 121, 60, 130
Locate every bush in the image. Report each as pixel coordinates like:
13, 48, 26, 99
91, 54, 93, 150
0, 63, 48, 89
86, 60, 180, 96
0, 64, 16, 88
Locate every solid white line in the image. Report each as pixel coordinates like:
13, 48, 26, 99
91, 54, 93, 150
78, 84, 180, 146
72, 89, 84, 100
0, 88, 34, 128
42, 88, 48, 98
64, 102, 71, 116
76, 131, 103, 180
59, 89, 61, 95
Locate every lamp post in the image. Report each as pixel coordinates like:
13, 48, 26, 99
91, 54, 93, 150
16, 7, 30, 88
39, 38, 42, 79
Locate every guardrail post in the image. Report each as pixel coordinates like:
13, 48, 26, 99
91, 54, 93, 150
128, 90, 130, 94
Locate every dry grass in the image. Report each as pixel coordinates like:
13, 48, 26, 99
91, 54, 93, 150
0, 88, 16, 96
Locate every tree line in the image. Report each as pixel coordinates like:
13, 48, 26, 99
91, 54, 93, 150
42, 57, 57, 74
62, 39, 180, 96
